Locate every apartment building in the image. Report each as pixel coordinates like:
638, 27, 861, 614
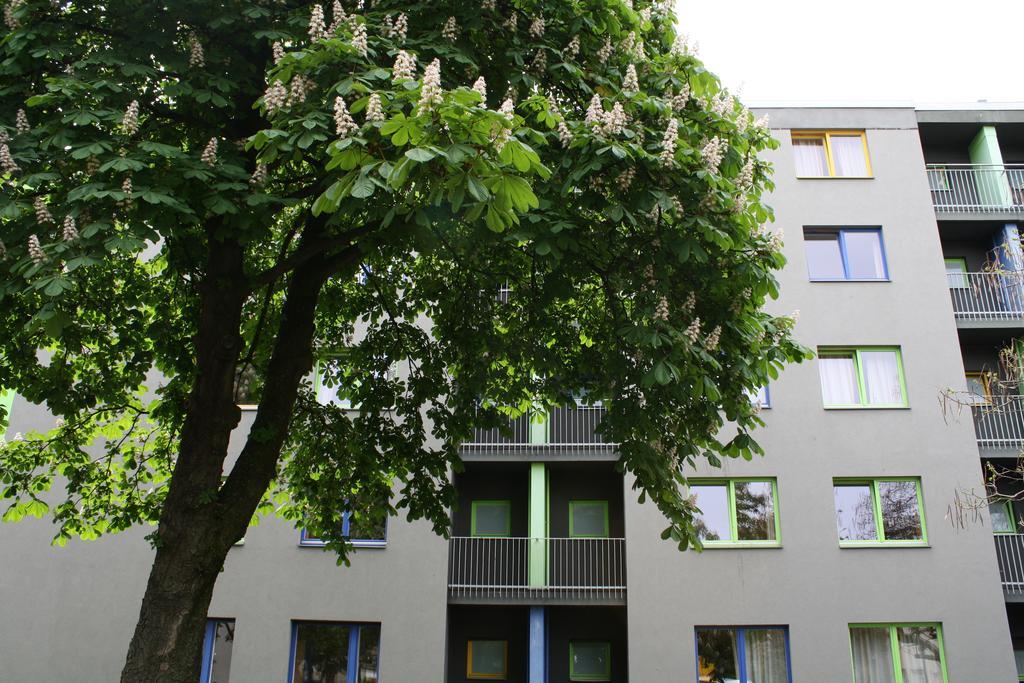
1, 105, 1022, 682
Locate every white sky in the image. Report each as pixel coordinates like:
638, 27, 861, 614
676, 0, 1024, 106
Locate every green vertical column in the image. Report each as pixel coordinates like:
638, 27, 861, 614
969, 125, 1011, 206
0, 389, 13, 435
528, 462, 547, 587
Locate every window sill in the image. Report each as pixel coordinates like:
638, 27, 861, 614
237, 404, 258, 412
701, 543, 782, 549
795, 175, 874, 180
299, 540, 388, 549
823, 405, 909, 410
839, 542, 929, 549
808, 278, 891, 283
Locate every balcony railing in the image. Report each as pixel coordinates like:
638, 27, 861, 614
995, 534, 1024, 594
972, 397, 1024, 449
927, 164, 1024, 213
948, 271, 1024, 321
447, 536, 627, 602
461, 405, 616, 456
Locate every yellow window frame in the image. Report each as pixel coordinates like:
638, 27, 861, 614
467, 640, 509, 680
791, 130, 873, 178
965, 371, 993, 404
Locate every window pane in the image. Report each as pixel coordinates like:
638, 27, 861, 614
735, 481, 777, 541
860, 351, 903, 406
844, 231, 886, 279
897, 626, 944, 683
469, 640, 507, 677
830, 135, 869, 176
820, 354, 860, 406
805, 232, 846, 279
835, 485, 878, 541
473, 502, 511, 537
316, 360, 350, 408
1014, 648, 1024, 677
697, 630, 740, 682
851, 627, 897, 683
991, 502, 1015, 533
357, 625, 381, 683
347, 510, 387, 542
793, 137, 829, 176
293, 624, 350, 683
944, 259, 968, 288
210, 621, 234, 683
571, 502, 608, 537
744, 629, 790, 683
691, 485, 731, 542
878, 481, 923, 541
966, 374, 990, 403
570, 642, 610, 680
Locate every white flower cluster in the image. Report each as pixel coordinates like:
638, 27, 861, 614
392, 50, 417, 81
622, 31, 643, 59
334, 97, 358, 137
503, 13, 517, 31
351, 21, 368, 56
309, 4, 328, 41
187, 32, 205, 68
122, 100, 140, 135
383, 13, 407, 41
654, 296, 669, 322
493, 98, 515, 150
365, 93, 385, 122
737, 158, 755, 190
596, 37, 613, 62
622, 64, 638, 93
442, 16, 459, 41
272, 42, 285, 64
34, 198, 53, 224
264, 81, 288, 113
482, 0, 496, 10
329, 1, 347, 33
120, 176, 134, 206
659, 118, 678, 165
565, 36, 580, 60
616, 166, 635, 191
27, 234, 45, 265
0, 129, 7, 144
585, 95, 603, 127
670, 84, 691, 110
767, 227, 784, 252
685, 317, 701, 344
711, 92, 734, 118
700, 136, 726, 173
0, 144, 20, 173
15, 108, 29, 134
683, 292, 696, 313
557, 120, 572, 146
672, 32, 698, 57
85, 155, 99, 176
529, 50, 546, 73
639, 7, 652, 23
754, 114, 770, 132
288, 75, 316, 105
62, 215, 78, 241
471, 77, 487, 101
4, 0, 24, 30
497, 98, 514, 119
418, 58, 443, 113
529, 16, 545, 38
601, 102, 627, 136
201, 137, 218, 166
250, 164, 268, 187
705, 325, 721, 350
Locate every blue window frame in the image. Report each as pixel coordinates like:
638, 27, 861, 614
288, 621, 381, 683
299, 510, 388, 548
804, 227, 889, 281
200, 619, 234, 683
747, 385, 771, 409
695, 626, 792, 683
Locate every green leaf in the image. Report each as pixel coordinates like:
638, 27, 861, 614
405, 148, 437, 163
351, 174, 375, 198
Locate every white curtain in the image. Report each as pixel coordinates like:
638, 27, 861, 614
843, 231, 886, 279
744, 629, 789, 683
851, 628, 897, 683
793, 138, 829, 176
897, 627, 944, 683
861, 351, 903, 405
831, 135, 869, 176
820, 356, 860, 405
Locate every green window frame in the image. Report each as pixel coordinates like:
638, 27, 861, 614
471, 500, 512, 537
944, 257, 968, 289
849, 623, 948, 683
0, 389, 13, 433
569, 641, 611, 682
990, 499, 1017, 534
466, 639, 508, 680
688, 478, 781, 547
834, 478, 927, 547
568, 500, 609, 538
818, 346, 908, 409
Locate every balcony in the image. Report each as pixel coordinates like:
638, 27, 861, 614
447, 537, 627, 605
948, 271, 1024, 326
927, 164, 1024, 216
995, 534, 1024, 596
461, 405, 617, 460
972, 397, 1024, 454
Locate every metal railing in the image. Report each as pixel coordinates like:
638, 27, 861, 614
948, 271, 1024, 320
927, 164, 1024, 212
995, 534, 1024, 594
972, 396, 1024, 448
462, 405, 616, 455
447, 537, 627, 602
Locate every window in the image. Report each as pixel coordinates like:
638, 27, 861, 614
300, 509, 388, 548
569, 501, 609, 538
696, 627, 792, 683
290, 622, 381, 683
1015, 645, 1024, 682
467, 640, 508, 680
804, 228, 888, 281
965, 372, 992, 404
849, 623, 947, 683
833, 479, 926, 545
990, 499, 1016, 534
569, 641, 611, 682
818, 347, 907, 408
315, 358, 395, 410
689, 480, 779, 545
747, 385, 771, 409
471, 500, 512, 537
944, 258, 968, 289
792, 131, 871, 177
200, 619, 234, 683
